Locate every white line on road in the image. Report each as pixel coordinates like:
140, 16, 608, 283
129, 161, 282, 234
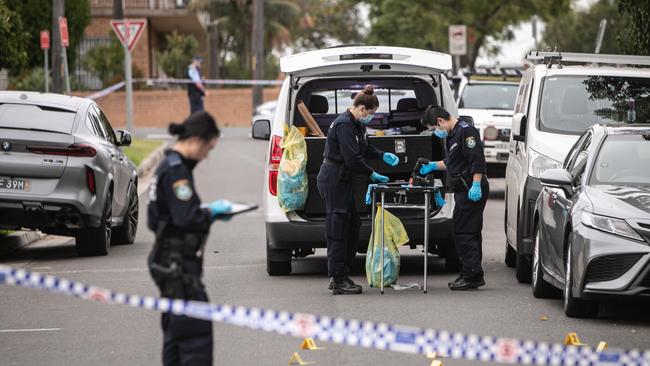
0, 328, 61, 333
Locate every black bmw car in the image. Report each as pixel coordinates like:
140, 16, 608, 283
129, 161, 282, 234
532, 124, 650, 318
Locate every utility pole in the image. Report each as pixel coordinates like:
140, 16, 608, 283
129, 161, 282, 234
113, 0, 124, 19
251, 0, 264, 112
51, 0, 64, 93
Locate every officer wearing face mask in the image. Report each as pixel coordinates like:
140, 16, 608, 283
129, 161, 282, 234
317, 85, 399, 295
420, 106, 489, 291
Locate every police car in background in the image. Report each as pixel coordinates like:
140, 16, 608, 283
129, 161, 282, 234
455, 68, 521, 177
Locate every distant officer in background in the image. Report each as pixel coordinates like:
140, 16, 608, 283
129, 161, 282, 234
420, 106, 489, 290
187, 56, 207, 114
148, 111, 232, 365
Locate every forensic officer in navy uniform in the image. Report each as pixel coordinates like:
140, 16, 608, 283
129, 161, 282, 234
147, 111, 232, 365
317, 85, 399, 295
420, 106, 489, 290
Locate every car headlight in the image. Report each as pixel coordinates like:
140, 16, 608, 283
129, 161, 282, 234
581, 212, 645, 242
528, 149, 561, 179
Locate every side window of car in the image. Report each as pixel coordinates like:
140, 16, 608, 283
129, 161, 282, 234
95, 106, 117, 145
86, 109, 105, 139
563, 132, 589, 170
571, 152, 588, 185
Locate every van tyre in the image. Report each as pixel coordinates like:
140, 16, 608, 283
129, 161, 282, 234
532, 225, 560, 298
564, 234, 598, 318
112, 186, 138, 245
515, 251, 532, 283
505, 242, 516, 268
76, 192, 112, 256
266, 239, 292, 276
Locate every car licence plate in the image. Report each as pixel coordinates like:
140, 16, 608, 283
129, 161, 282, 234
0, 177, 31, 191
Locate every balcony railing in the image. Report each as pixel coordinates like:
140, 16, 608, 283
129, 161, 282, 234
90, 0, 191, 10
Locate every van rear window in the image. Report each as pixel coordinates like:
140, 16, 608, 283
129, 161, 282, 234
0, 104, 75, 134
538, 75, 650, 135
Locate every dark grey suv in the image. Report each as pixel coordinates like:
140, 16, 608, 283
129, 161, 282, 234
0, 92, 139, 256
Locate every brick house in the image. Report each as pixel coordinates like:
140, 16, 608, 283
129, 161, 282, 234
78, 0, 208, 89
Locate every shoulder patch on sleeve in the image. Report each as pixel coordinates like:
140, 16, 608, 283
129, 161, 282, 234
465, 136, 476, 149
172, 179, 193, 201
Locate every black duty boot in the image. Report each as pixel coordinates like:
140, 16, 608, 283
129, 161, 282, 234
332, 276, 362, 295
447, 274, 463, 287
448, 276, 486, 291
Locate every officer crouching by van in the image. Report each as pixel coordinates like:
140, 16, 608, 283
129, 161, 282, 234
147, 111, 232, 365
419, 106, 489, 290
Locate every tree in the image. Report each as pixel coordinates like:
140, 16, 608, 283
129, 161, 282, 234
362, 0, 571, 67
617, 0, 650, 55
542, 0, 626, 54
292, 0, 364, 50
4, 0, 90, 75
157, 32, 199, 79
0, 0, 29, 71
84, 34, 142, 88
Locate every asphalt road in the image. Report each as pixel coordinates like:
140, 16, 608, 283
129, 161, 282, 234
1, 127, 649, 366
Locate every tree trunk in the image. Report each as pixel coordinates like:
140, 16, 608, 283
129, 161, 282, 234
251, 0, 264, 111
51, 0, 64, 93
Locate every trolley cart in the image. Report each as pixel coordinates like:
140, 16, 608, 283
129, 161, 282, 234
368, 182, 443, 294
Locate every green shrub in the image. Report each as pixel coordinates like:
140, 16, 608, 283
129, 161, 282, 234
157, 32, 198, 79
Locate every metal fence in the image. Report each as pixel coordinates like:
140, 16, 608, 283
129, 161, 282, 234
75, 36, 112, 90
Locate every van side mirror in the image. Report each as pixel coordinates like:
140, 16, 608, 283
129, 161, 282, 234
458, 115, 474, 127
540, 168, 574, 196
116, 129, 132, 146
252, 119, 271, 140
512, 113, 527, 142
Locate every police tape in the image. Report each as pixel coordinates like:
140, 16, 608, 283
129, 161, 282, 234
1, 265, 648, 366
86, 78, 283, 100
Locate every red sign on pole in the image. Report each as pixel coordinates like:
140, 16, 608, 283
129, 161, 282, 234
110, 19, 147, 52
40, 30, 50, 50
58, 17, 69, 47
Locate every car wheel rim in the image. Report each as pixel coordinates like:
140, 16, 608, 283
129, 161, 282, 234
128, 192, 138, 236
533, 229, 540, 286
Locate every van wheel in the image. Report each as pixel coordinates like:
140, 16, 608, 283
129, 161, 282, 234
532, 225, 560, 298
505, 242, 516, 268
564, 234, 598, 318
112, 186, 138, 245
266, 239, 292, 276
515, 251, 532, 283
76, 193, 112, 256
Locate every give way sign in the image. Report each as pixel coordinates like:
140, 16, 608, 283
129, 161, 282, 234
110, 19, 147, 52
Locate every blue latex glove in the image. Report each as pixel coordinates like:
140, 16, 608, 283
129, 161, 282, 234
383, 152, 399, 166
419, 161, 438, 175
468, 181, 482, 202
434, 191, 446, 207
370, 171, 389, 183
365, 184, 377, 205
207, 199, 232, 218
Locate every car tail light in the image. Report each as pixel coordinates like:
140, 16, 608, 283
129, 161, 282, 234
269, 135, 283, 196
86, 166, 96, 194
27, 143, 97, 157
483, 126, 498, 141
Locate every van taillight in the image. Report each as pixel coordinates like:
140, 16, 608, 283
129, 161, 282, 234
27, 143, 97, 157
86, 166, 96, 194
269, 135, 283, 196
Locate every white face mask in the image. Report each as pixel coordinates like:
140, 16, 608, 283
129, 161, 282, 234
359, 114, 374, 124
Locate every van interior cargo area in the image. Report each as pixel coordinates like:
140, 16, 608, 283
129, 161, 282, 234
292, 77, 447, 219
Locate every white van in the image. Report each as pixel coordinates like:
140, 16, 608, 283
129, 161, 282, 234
505, 51, 650, 283
252, 46, 460, 275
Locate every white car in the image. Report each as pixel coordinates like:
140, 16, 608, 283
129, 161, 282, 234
505, 51, 650, 283
457, 75, 520, 177
252, 46, 460, 275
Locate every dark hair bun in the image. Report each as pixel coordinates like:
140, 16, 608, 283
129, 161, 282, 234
168, 123, 186, 135
363, 85, 374, 95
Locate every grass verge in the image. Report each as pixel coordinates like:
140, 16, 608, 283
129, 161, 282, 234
122, 139, 164, 167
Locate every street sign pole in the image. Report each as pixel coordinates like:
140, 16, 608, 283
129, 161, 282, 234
448, 25, 467, 75
59, 17, 71, 95
41, 30, 50, 93
44, 50, 49, 93
62, 49, 71, 94
124, 20, 134, 132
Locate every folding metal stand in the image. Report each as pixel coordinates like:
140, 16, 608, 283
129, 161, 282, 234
368, 183, 441, 294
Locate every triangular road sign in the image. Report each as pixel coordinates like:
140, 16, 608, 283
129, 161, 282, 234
110, 19, 147, 52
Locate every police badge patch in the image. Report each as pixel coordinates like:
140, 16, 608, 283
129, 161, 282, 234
465, 136, 476, 149
173, 179, 193, 201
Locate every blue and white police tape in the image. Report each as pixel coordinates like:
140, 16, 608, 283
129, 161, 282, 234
1, 265, 648, 366
86, 78, 283, 100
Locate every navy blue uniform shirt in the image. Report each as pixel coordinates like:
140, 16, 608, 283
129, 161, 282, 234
147, 150, 211, 233
323, 110, 383, 176
443, 121, 487, 177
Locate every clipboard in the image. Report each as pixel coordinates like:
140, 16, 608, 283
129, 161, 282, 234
201, 202, 259, 218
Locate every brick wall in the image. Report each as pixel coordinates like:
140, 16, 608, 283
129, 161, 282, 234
77, 88, 281, 128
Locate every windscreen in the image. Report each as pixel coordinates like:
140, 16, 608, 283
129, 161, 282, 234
0, 103, 75, 134
539, 75, 650, 135
590, 134, 650, 186
458, 83, 518, 110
